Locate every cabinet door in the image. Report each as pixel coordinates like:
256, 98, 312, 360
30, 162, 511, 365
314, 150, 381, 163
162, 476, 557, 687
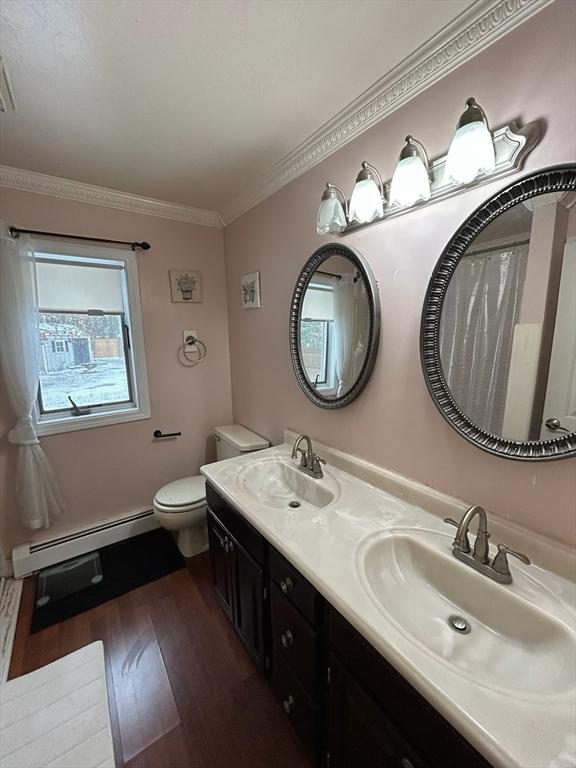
231, 538, 266, 671
207, 511, 233, 622
327, 654, 424, 768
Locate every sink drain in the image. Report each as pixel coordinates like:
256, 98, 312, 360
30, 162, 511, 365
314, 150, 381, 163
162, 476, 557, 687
448, 615, 471, 634
288, 500, 301, 508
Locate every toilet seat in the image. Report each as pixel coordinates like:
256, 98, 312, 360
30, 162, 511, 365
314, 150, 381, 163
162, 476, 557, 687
153, 475, 206, 512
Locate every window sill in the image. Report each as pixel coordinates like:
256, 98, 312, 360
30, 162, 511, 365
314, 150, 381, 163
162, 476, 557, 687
35, 405, 151, 436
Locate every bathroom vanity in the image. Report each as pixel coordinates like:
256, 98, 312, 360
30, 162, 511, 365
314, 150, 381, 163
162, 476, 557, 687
207, 478, 490, 767
202, 436, 576, 768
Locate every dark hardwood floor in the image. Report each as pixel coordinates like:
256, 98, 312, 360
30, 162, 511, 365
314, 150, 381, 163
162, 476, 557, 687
9, 553, 314, 768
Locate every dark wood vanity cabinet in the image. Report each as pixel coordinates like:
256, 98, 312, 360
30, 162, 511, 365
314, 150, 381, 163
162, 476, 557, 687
206, 482, 492, 768
206, 484, 267, 671
327, 609, 492, 768
326, 652, 425, 768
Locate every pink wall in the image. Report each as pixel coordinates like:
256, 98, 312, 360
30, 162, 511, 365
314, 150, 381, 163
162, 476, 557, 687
0, 190, 233, 557
223, 2, 576, 547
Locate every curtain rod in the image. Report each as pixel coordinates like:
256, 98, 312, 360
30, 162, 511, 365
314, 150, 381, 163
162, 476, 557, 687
8, 226, 151, 251
465, 238, 530, 258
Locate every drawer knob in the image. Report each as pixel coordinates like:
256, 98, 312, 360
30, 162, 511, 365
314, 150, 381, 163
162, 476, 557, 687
283, 694, 296, 714
280, 577, 294, 594
280, 630, 294, 648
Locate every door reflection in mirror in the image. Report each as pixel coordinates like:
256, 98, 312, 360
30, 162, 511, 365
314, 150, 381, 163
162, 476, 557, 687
440, 192, 576, 442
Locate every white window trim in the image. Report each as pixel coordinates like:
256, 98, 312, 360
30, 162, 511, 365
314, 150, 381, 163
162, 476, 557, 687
32, 239, 150, 436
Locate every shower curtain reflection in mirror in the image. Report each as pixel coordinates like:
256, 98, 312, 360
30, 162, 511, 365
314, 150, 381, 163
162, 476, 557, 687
440, 244, 529, 435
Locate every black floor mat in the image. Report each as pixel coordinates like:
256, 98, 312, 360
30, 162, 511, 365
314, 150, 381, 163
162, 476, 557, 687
31, 528, 184, 633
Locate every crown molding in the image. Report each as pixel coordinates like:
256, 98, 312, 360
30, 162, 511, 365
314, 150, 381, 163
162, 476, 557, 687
220, 0, 554, 225
0, 166, 222, 227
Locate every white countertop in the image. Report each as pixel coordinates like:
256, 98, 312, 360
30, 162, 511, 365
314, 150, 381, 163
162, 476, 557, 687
201, 436, 576, 768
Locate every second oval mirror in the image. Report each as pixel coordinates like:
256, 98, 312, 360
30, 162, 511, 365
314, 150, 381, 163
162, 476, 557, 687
290, 244, 380, 408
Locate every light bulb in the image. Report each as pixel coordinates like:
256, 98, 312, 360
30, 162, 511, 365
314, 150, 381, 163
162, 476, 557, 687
445, 98, 496, 185
390, 137, 431, 207
349, 162, 384, 224
316, 197, 347, 234
349, 179, 383, 224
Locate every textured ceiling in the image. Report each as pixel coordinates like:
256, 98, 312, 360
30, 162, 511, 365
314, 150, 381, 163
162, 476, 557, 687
0, 0, 474, 211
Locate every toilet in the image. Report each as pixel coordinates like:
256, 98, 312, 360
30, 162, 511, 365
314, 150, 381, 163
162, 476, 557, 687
153, 424, 269, 557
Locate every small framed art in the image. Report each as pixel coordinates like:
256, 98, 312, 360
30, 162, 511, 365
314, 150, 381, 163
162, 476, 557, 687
170, 270, 202, 303
241, 271, 261, 309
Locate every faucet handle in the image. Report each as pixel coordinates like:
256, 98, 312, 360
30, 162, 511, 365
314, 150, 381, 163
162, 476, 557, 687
312, 455, 326, 477
443, 517, 471, 553
492, 543, 531, 577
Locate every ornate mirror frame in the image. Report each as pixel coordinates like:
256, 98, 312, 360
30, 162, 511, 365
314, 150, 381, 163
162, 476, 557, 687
421, 164, 576, 461
290, 243, 380, 409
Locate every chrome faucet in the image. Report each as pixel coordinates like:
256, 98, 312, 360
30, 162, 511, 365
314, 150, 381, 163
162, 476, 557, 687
291, 434, 326, 479
444, 505, 531, 584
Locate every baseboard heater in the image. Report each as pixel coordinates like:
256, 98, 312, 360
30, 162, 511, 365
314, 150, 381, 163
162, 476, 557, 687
12, 509, 159, 578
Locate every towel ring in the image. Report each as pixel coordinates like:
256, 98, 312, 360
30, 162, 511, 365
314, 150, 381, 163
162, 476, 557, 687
178, 335, 207, 367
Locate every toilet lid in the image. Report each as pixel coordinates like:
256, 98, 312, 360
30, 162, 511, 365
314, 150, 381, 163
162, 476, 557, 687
155, 476, 206, 507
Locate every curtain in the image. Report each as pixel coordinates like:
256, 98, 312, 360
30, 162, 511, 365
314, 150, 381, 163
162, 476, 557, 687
0, 232, 65, 529
440, 245, 528, 435
334, 273, 356, 397
352, 277, 369, 383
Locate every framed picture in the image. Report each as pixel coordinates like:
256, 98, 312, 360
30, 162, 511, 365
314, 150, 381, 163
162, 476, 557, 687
241, 271, 261, 309
169, 270, 202, 303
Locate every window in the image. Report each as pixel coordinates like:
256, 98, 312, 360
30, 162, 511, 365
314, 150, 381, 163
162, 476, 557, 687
300, 280, 336, 391
33, 241, 150, 435
301, 319, 330, 385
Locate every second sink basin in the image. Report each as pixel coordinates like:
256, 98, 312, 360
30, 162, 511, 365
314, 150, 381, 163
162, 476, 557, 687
238, 456, 339, 509
358, 529, 576, 697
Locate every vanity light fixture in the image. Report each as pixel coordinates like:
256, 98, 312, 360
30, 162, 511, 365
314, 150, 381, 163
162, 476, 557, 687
316, 183, 348, 234
389, 135, 431, 207
349, 161, 385, 224
445, 97, 496, 185
313, 98, 540, 236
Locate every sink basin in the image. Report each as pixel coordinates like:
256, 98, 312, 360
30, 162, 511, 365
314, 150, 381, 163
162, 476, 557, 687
238, 457, 339, 509
358, 529, 576, 696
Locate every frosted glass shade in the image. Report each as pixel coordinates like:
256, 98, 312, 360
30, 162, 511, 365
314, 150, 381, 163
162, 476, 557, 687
349, 179, 383, 224
390, 155, 431, 207
445, 120, 496, 185
316, 197, 347, 234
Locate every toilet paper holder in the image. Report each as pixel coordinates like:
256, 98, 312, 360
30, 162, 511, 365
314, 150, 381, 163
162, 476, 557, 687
153, 430, 181, 439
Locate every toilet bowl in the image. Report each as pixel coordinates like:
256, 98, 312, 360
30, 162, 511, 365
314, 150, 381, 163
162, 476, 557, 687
153, 424, 269, 557
153, 476, 208, 558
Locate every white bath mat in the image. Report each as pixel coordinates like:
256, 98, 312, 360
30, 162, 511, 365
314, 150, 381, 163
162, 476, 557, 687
0, 578, 23, 683
0, 641, 115, 768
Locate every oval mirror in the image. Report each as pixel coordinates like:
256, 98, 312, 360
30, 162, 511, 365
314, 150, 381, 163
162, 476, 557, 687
290, 244, 380, 408
422, 165, 576, 460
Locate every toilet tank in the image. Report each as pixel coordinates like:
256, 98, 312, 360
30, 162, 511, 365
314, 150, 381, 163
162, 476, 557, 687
214, 424, 269, 461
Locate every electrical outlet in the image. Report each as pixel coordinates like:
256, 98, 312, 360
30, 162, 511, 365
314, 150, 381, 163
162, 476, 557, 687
183, 329, 197, 346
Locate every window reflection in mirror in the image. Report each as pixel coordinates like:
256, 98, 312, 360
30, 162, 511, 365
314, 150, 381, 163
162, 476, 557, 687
299, 255, 370, 399
440, 192, 576, 442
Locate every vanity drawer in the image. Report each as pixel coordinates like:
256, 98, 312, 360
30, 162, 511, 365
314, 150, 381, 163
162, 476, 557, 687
271, 583, 318, 698
206, 482, 266, 565
270, 647, 319, 758
270, 547, 318, 625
